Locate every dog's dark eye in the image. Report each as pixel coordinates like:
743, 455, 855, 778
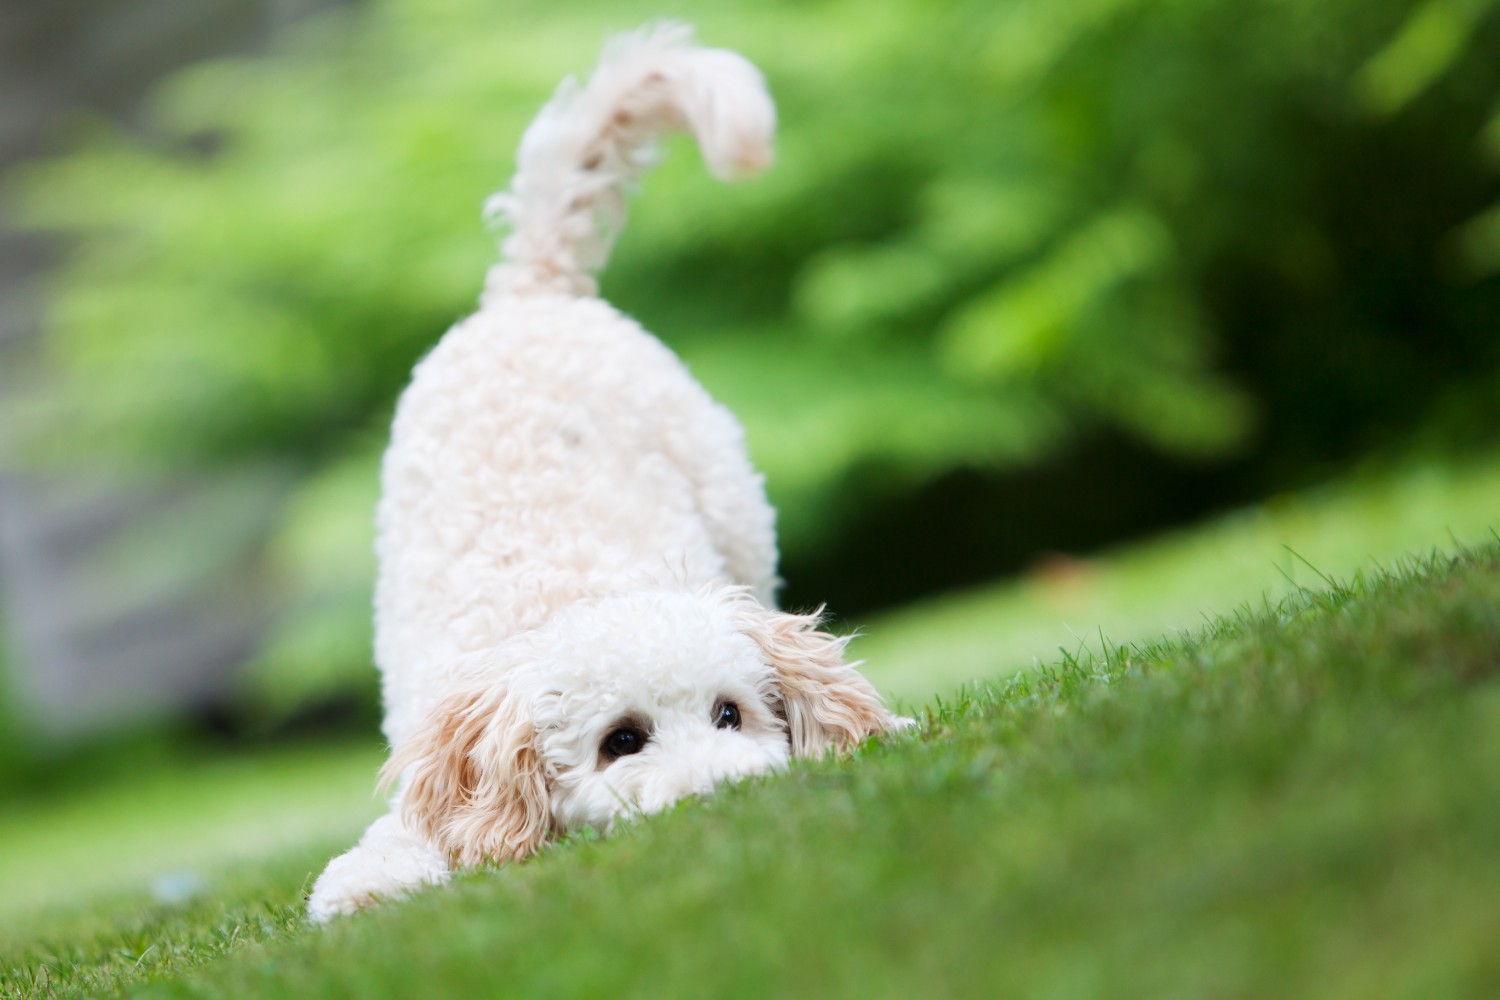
602, 726, 647, 760
714, 700, 741, 731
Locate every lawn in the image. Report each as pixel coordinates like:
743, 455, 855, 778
3, 529, 1498, 994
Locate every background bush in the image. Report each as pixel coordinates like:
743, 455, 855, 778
7, 0, 1499, 717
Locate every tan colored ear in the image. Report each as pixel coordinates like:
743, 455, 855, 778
379, 685, 551, 868
735, 602, 899, 757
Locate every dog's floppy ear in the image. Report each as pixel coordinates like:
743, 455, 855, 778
732, 600, 899, 757
380, 685, 551, 868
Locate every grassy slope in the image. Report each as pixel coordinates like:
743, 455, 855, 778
6, 545, 1498, 998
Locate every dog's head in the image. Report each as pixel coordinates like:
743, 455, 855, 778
382, 587, 897, 867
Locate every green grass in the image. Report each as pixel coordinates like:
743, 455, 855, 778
0, 741, 383, 998
5, 544, 1499, 998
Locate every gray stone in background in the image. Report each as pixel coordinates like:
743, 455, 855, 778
0, 469, 294, 735
0, 0, 344, 738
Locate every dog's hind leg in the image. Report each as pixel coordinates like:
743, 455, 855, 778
655, 392, 781, 607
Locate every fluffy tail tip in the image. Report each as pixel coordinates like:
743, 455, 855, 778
482, 23, 776, 300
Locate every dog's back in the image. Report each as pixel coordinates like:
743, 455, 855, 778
374, 25, 780, 746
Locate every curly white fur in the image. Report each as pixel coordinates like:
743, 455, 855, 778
307, 23, 903, 924
483, 21, 774, 299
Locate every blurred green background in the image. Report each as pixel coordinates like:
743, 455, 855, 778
1, 0, 1498, 791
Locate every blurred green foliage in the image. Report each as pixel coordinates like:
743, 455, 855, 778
6, 0, 1500, 714
0, 623, 20, 782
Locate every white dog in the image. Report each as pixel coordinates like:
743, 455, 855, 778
307, 23, 905, 922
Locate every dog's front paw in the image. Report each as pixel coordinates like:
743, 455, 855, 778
307, 852, 382, 922
307, 817, 450, 922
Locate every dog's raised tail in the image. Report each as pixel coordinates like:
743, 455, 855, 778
482, 23, 775, 300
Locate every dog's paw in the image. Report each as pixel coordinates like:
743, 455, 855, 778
307, 819, 450, 923
306, 855, 390, 923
